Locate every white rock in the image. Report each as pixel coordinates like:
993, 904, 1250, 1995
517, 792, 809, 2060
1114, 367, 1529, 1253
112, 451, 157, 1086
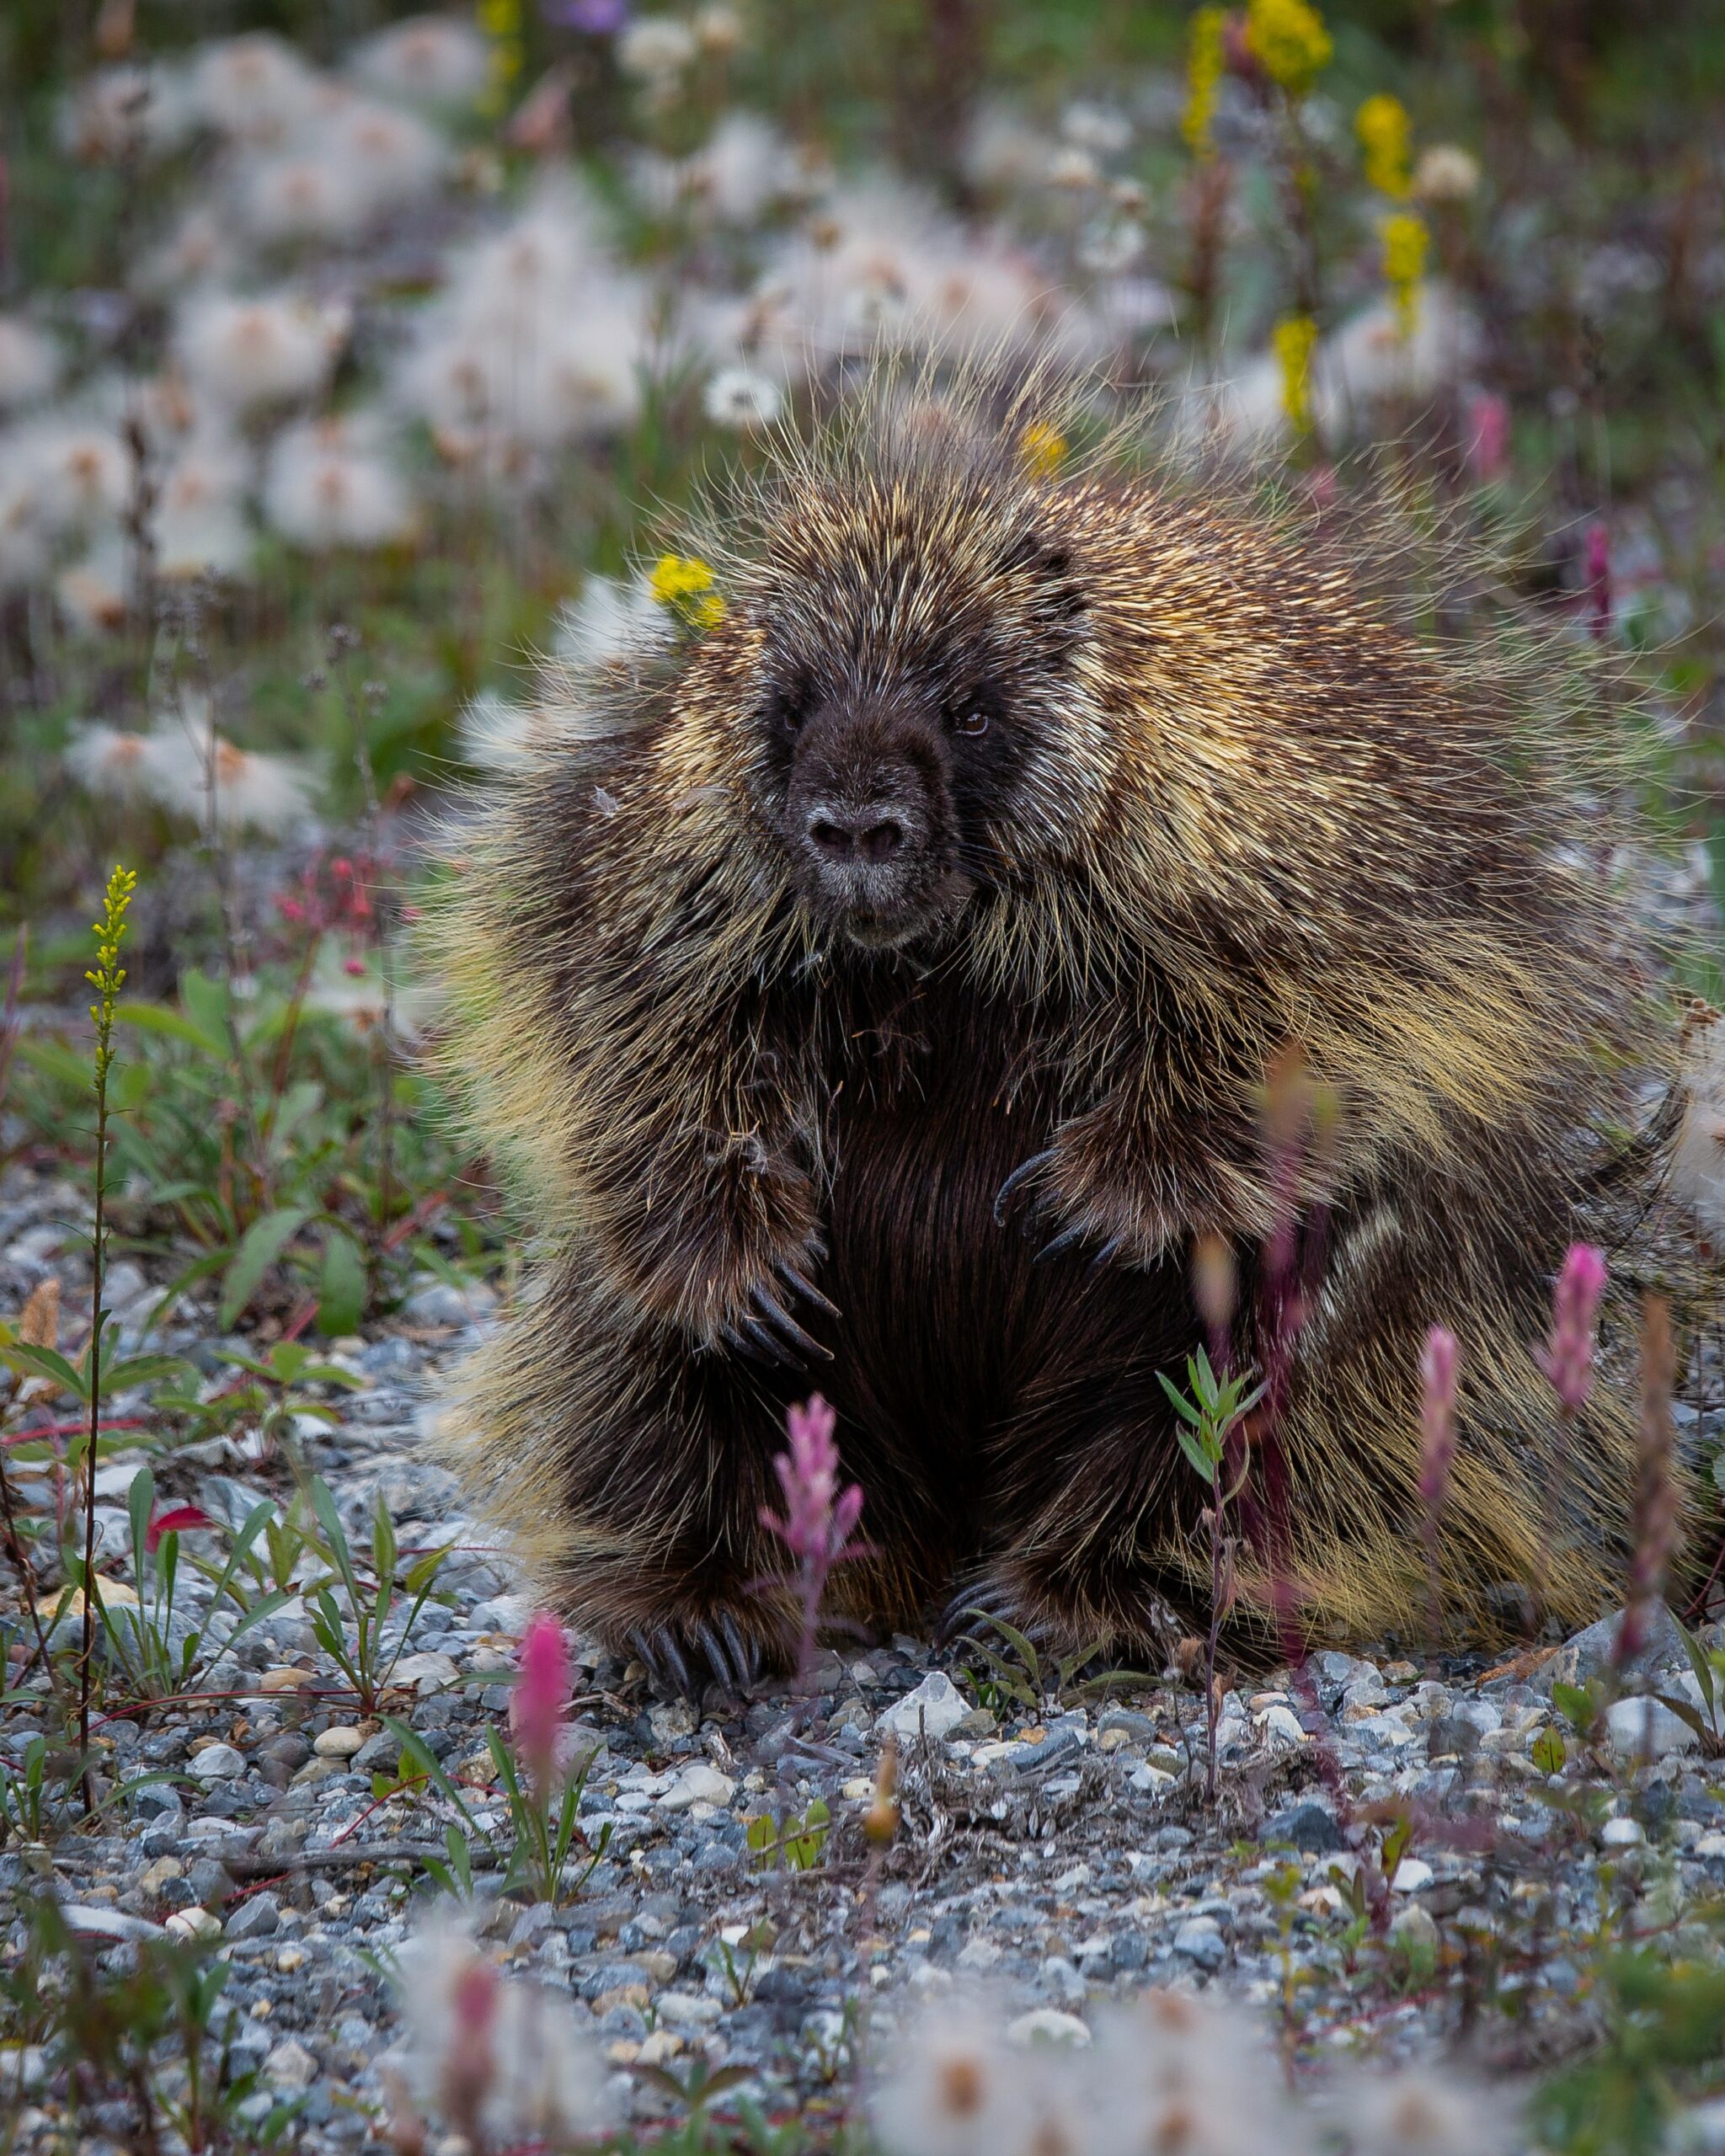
876, 1670, 969, 1742
658, 1762, 736, 1812
1390, 1857, 1434, 1893
264, 2038, 319, 2089
1007, 2009, 1091, 2048
190, 1742, 246, 1782
166, 1908, 222, 1941
391, 1650, 459, 1694
61, 1906, 165, 1942
1129, 1762, 1175, 1794
1600, 1816, 1645, 1848
1258, 1705, 1307, 1748
313, 1726, 364, 1758
1606, 1695, 1700, 1759
958, 1937, 1005, 1971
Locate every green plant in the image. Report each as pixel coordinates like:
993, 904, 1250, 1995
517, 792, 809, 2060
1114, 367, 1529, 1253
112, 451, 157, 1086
1158, 1345, 1266, 1799
0, 1733, 50, 1844
77, 864, 138, 1808
953, 1609, 1120, 1717
302, 1476, 451, 1715
746, 1797, 830, 1872
93, 1466, 289, 1700
1533, 1945, 1725, 2156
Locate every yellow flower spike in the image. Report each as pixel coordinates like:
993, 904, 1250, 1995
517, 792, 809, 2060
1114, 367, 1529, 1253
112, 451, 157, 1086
1182, 7, 1228, 162
1356, 93, 1413, 199
1272, 312, 1319, 435
478, 0, 523, 114
1245, 0, 1332, 97
649, 552, 727, 630
1017, 420, 1069, 478
86, 864, 137, 1090
1380, 211, 1429, 339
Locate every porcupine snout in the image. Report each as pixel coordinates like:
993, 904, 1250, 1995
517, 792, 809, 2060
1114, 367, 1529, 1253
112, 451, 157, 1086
781, 690, 958, 947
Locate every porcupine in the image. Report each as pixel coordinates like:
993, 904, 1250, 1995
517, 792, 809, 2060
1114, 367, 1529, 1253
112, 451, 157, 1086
427, 380, 1690, 1698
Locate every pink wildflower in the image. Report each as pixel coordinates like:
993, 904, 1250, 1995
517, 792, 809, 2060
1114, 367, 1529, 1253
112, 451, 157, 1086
1541, 1243, 1607, 1415
1465, 391, 1510, 483
441, 1956, 499, 2140
145, 1503, 216, 1553
760, 1394, 865, 1681
1417, 1326, 1459, 1513
510, 1611, 571, 1798
761, 1394, 863, 1566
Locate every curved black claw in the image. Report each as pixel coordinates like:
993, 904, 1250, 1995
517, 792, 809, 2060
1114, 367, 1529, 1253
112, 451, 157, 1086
937, 1577, 1023, 1646
1090, 1233, 1128, 1271
750, 1283, 833, 1364
694, 1619, 737, 1696
718, 1321, 782, 1368
627, 1616, 766, 1707
993, 1148, 1057, 1228
776, 1262, 841, 1321
718, 1610, 760, 1689
1033, 1223, 1088, 1266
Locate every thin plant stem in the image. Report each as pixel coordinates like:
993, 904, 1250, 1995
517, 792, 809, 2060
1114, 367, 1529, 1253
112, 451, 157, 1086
80, 866, 136, 1814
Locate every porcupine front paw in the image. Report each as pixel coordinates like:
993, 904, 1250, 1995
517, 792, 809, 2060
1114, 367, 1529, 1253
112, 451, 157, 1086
624, 1602, 793, 1706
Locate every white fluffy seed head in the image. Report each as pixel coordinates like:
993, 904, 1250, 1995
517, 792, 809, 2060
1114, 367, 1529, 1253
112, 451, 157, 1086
262, 416, 415, 551
0, 318, 61, 411
187, 34, 322, 143
175, 291, 347, 414
352, 15, 491, 109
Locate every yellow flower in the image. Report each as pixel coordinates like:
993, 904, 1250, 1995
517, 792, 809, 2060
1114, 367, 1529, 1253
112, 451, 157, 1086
1272, 312, 1319, 434
1017, 420, 1069, 478
478, 0, 523, 112
1245, 0, 1332, 97
649, 552, 726, 629
1181, 7, 1227, 161
1355, 93, 1412, 198
1380, 211, 1428, 339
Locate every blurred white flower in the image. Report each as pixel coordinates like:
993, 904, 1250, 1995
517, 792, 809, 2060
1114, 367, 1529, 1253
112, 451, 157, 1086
175, 291, 348, 414
634, 111, 807, 226
398, 1914, 612, 2145
617, 16, 700, 80
65, 723, 173, 803
1192, 282, 1481, 448
326, 97, 447, 216
144, 709, 319, 833
1059, 100, 1131, 155
235, 151, 371, 245
21, 422, 131, 536
1077, 216, 1146, 275
136, 206, 240, 297
748, 177, 1103, 378
187, 34, 322, 144
152, 435, 252, 579
1341, 2068, 1521, 2156
963, 104, 1055, 195
703, 364, 782, 429
0, 318, 61, 411
352, 15, 491, 110
263, 414, 414, 551
60, 63, 193, 162
693, 4, 745, 54
0, 472, 51, 592
56, 543, 131, 636
1414, 144, 1482, 203
871, 1999, 1035, 2156
1047, 145, 1101, 189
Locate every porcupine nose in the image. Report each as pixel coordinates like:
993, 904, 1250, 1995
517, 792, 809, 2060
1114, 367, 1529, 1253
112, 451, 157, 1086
805, 803, 911, 864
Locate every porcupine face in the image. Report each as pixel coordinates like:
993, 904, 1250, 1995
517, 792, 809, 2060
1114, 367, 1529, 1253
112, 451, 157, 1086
748, 483, 1089, 951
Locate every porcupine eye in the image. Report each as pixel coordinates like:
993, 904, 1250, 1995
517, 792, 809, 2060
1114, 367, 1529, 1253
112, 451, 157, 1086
949, 703, 990, 739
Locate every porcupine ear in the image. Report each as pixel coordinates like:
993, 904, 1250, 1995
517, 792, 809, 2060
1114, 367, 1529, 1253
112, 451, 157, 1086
998, 524, 1088, 632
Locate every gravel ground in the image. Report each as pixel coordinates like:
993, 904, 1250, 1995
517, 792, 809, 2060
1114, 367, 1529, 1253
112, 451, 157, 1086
5, 1160, 1725, 2150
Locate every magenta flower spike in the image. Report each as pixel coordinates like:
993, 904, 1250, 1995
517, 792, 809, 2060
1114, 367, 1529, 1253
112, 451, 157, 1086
511, 1610, 572, 1798
1418, 1325, 1460, 1513
1541, 1243, 1608, 1416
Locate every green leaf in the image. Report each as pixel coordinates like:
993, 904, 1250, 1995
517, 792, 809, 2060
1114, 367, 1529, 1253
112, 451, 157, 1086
317, 1230, 366, 1338
1551, 1680, 1600, 1737
103, 1353, 188, 1394
1531, 1727, 1566, 1775
219, 1207, 313, 1330
128, 1465, 155, 1577
1156, 1369, 1205, 1428
112, 1001, 227, 1056
0, 1342, 88, 1398
1172, 1422, 1219, 1484
179, 970, 233, 1057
